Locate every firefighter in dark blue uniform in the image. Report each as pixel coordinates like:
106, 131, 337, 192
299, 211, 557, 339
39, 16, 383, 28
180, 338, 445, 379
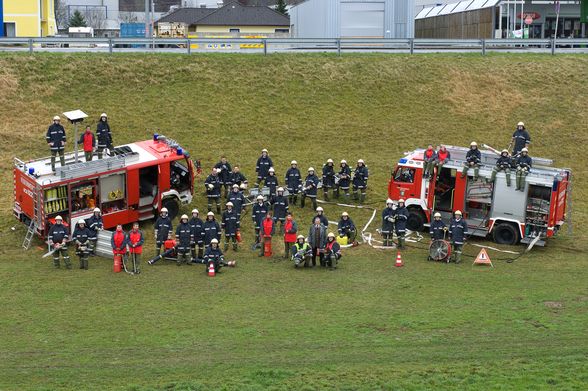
429, 212, 447, 240
213, 156, 232, 199
73, 219, 92, 270
46, 115, 66, 172
264, 167, 279, 203
337, 211, 356, 242
515, 148, 533, 192
203, 238, 225, 274
189, 209, 204, 261
86, 207, 103, 255
229, 165, 247, 189
285, 160, 302, 206
255, 148, 273, 188
352, 159, 369, 203
393, 199, 409, 249
489, 149, 513, 186
381, 199, 395, 247
47, 215, 72, 269
205, 167, 222, 214
461, 141, 482, 181
511, 121, 531, 155
203, 211, 221, 247
336, 159, 352, 199
301, 167, 319, 210
252, 195, 269, 250
222, 202, 239, 252
449, 210, 468, 264
312, 206, 329, 227
272, 187, 289, 234
228, 184, 245, 220
154, 207, 172, 257
175, 214, 193, 266
96, 113, 113, 159
322, 159, 336, 201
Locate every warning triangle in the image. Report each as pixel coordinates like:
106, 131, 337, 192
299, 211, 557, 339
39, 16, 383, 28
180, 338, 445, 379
473, 248, 494, 267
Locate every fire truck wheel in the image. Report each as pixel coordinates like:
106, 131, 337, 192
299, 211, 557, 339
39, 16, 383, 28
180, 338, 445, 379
492, 222, 520, 245
161, 198, 179, 220
407, 209, 425, 232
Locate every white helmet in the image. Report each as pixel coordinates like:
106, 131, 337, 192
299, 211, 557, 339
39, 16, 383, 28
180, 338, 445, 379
210, 238, 219, 244
316, 206, 323, 212
53, 115, 60, 121
340, 159, 347, 164
517, 121, 524, 127
232, 184, 239, 189
386, 198, 393, 205
77, 219, 86, 226
93, 208, 101, 213
455, 210, 462, 216
240, 183, 247, 190
269, 167, 275, 173
358, 159, 365, 164
277, 187, 284, 192
192, 209, 199, 215
55, 215, 63, 221
398, 199, 405, 204
226, 201, 233, 207
215, 168, 222, 174
342, 212, 349, 217
308, 167, 315, 172
207, 211, 214, 217
208, 184, 214, 190
501, 149, 508, 155
256, 195, 264, 201
291, 160, 297, 165
434, 212, 441, 218
100, 113, 108, 118
180, 214, 188, 220
521, 147, 528, 153
297, 235, 305, 240
161, 208, 168, 213
470, 141, 478, 147
327, 232, 335, 238
261, 148, 268, 153
327, 159, 334, 164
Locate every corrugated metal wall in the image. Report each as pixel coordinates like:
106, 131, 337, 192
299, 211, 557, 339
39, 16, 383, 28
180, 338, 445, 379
291, 0, 414, 38
415, 8, 494, 39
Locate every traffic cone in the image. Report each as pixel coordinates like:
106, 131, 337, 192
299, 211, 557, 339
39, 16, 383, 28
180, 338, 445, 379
394, 251, 404, 267
208, 262, 215, 277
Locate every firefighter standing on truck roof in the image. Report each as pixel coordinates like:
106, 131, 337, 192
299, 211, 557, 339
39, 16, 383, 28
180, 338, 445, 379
77, 125, 96, 162
127, 222, 144, 274
449, 210, 468, 264
205, 167, 222, 214
214, 155, 232, 199
515, 148, 533, 192
322, 159, 336, 201
96, 113, 113, 159
353, 159, 369, 203
86, 207, 103, 255
461, 142, 482, 181
301, 167, 319, 210
222, 202, 239, 252
285, 160, 302, 206
393, 199, 409, 250
381, 199, 395, 247
48, 215, 71, 269
154, 207, 172, 258
429, 212, 447, 240
189, 209, 205, 261
46, 115, 66, 172
255, 148, 273, 188
337, 160, 352, 200
73, 219, 91, 270
488, 149, 512, 187
511, 121, 531, 155
175, 215, 193, 266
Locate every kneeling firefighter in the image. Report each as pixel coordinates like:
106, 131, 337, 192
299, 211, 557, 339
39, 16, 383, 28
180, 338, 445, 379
291, 235, 312, 268
324, 232, 342, 270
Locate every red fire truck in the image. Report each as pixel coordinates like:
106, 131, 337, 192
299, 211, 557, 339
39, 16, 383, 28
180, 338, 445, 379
388, 145, 571, 246
13, 134, 195, 241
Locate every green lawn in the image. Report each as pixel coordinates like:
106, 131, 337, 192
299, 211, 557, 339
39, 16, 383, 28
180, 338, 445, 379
0, 53, 587, 390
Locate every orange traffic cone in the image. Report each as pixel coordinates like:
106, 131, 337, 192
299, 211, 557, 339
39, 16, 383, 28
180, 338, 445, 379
208, 262, 216, 277
394, 251, 404, 267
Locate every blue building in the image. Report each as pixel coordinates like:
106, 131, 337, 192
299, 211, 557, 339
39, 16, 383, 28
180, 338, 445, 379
0, 0, 4, 37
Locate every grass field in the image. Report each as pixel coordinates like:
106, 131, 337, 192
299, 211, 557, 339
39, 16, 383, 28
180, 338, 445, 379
0, 53, 587, 390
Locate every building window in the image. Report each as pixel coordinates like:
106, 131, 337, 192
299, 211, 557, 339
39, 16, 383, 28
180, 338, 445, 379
275, 28, 289, 33
4, 22, 16, 37
229, 28, 240, 33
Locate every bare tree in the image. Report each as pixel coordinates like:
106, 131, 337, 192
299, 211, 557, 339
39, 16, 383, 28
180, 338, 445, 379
54, 0, 69, 29
84, 8, 107, 31
119, 12, 143, 24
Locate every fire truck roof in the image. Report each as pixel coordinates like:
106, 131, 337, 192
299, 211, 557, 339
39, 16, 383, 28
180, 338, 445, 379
14, 136, 188, 187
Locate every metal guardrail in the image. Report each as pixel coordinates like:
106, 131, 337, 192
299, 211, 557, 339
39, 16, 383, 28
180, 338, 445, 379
0, 37, 587, 55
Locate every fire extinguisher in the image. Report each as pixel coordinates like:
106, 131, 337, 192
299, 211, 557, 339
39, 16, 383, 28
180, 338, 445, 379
236, 229, 242, 243
196, 159, 202, 176
113, 255, 122, 273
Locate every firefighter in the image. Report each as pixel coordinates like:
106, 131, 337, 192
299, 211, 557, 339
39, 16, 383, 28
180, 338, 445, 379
423, 144, 437, 179
273, 187, 289, 234
434, 145, 451, 172
338, 212, 356, 242
214, 156, 232, 199
127, 222, 144, 274
381, 199, 395, 247
322, 158, 336, 201
292, 235, 312, 268
222, 202, 239, 252
489, 149, 512, 187
46, 115, 66, 172
283, 213, 298, 259
308, 217, 327, 267
73, 219, 91, 270
336, 160, 352, 199
154, 207, 172, 257
175, 214, 193, 266
324, 232, 342, 270
111, 225, 127, 260
77, 125, 96, 162
229, 165, 248, 190
264, 167, 279, 203
255, 148, 274, 188
203, 211, 221, 247
313, 206, 329, 226
48, 216, 71, 269
259, 211, 275, 257
429, 212, 447, 240
252, 195, 269, 250
461, 142, 482, 181
205, 167, 222, 213
203, 238, 225, 274
285, 160, 302, 206
352, 159, 369, 203
515, 148, 533, 192
96, 113, 113, 159
394, 199, 409, 249
86, 207, 103, 255
511, 121, 531, 155
301, 167, 319, 210
228, 184, 245, 220
449, 210, 468, 264
189, 209, 204, 261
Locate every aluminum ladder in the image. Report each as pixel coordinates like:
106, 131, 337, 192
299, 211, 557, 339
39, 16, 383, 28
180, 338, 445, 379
22, 219, 37, 250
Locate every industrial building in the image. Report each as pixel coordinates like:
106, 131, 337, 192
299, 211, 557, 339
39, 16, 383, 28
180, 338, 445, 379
289, 0, 415, 38
416, 0, 588, 39
0, 0, 57, 37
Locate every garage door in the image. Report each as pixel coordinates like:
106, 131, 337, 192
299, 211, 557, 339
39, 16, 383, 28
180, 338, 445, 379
340, 2, 385, 38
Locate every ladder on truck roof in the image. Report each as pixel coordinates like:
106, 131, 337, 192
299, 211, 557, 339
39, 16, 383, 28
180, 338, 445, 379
55, 151, 139, 180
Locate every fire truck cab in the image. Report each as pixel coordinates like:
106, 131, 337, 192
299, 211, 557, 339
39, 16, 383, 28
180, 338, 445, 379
13, 134, 195, 238
388, 145, 571, 246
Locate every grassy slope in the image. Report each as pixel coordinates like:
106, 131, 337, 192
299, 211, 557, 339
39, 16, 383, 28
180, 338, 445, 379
0, 53, 587, 390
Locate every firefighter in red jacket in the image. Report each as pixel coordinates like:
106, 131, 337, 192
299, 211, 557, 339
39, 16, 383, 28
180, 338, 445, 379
434, 145, 451, 173
77, 125, 96, 162
111, 224, 127, 257
260, 211, 275, 257
283, 213, 298, 259
423, 144, 437, 179
127, 222, 144, 274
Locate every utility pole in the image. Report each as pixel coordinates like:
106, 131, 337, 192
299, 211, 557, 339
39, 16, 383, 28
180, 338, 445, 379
145, 0, 150, 38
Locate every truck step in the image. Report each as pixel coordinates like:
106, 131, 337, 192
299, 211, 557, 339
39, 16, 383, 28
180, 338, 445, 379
521, 236, 546, 247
